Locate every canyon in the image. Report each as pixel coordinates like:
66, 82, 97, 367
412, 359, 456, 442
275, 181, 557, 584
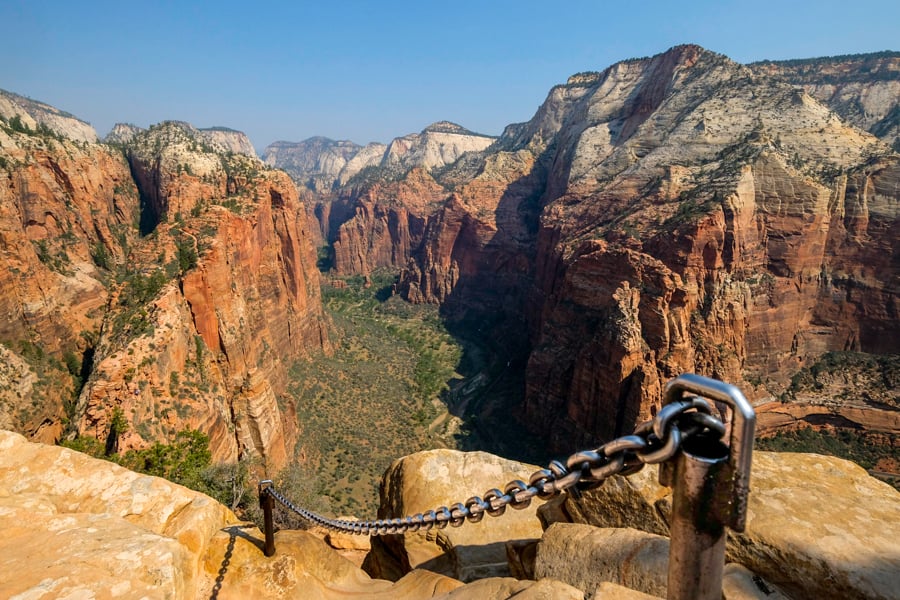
0, 94, 328, 471
0, 42, 898, 598
1, 44, 898, 488
268, 46, 900, 452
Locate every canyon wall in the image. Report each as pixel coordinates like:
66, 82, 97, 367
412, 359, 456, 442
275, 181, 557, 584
318, 46, 898, 450
0, 104, 328, 470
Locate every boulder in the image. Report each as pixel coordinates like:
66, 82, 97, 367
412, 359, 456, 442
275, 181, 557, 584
535, 524, 669, 598
534, 451, 900, 599
0, 429, 235, 599
728, 451, 900, 599
431, 577, 584, 600
199, 528, 463, 599
373, 449, 547, 582
594, 583, 662, 599
558, 466, 671, 535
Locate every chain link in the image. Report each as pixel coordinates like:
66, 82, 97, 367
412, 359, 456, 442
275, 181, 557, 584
262, 396, 723, 536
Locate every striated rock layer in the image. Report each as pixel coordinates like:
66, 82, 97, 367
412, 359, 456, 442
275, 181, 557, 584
344, 44, 900, 451
0, 108, 138, 443
0, 106, 328, 469
73, 121, 329, 469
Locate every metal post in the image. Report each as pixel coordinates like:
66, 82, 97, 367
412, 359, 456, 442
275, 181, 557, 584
660, 374, 756, 600
258, 480, 276, 557
666, 432, 729, 599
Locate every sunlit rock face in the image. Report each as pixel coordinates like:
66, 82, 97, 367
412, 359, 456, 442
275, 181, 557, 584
325, 45, 899, 451
0, 107, 329, 470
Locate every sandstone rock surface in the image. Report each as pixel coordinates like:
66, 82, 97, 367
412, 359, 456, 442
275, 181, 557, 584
0, 432, 592, 600
730, 451, 900, 599
535, 524, 669, 598
0, 430, 235, 599
372, 449, 547, 582
538, 450, 900, 599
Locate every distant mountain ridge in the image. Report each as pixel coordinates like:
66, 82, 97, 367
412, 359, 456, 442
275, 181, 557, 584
263, 121, 496, 192
0, 88, 98, 143
104, 121, 258, 157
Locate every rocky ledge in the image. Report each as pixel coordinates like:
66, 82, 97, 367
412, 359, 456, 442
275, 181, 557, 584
1, 430, 897, 599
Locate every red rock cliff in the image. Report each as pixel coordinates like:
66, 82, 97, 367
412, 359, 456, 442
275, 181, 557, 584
386, 45, 899, 449
0, 115, 328, 470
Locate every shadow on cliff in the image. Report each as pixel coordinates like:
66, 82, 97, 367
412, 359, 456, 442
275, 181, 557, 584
431, 153, 553, 466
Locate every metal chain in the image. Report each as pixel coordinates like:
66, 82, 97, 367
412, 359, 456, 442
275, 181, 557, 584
262, 396, 724, 536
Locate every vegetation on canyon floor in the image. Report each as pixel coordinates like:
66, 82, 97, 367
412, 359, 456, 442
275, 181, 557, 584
287, 271, 464, 515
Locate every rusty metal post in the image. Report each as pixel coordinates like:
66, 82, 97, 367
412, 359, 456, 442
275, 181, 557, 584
258, 480, 276, 557
660, 374, 756, 600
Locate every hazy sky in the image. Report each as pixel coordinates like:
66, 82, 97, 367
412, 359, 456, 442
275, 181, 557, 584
2, 0, 898, 151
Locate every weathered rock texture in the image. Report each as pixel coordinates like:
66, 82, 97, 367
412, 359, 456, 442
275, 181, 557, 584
0, 112, 138, 443
750, 52, 900, 150
0, 107, 328, 470
321, 44, 900, 451
536, 524, 669, 598
0, 431, 586, 600
71, 121, 328, 469
0, 429, 235, 599
197, 126, 257, 157
0, 87, 99, 143
369, 449, 547, 582
539, 451, 900, 600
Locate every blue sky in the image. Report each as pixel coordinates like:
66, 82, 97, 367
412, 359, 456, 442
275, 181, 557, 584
2, 0, 898, 150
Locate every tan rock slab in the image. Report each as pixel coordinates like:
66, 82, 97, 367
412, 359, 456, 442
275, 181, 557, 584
728, 451, 900, 600
535, 523, 669, 598
546, 450, 900, 600
594, 582, 663, 599
0, 429, 235, 599
199, 527, 463, 599
432, 577, 584, 599
562, 466, 671, 535
378, 449, 547, 581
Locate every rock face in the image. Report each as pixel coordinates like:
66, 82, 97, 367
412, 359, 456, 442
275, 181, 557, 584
750, 51, 900, 150
0, 429, 235, 599
71, 121, 329, 469
0, 87, 99, 143
197, 126, 257, 157
104, 122, 145, 145
0, 106, 329, 470
539, 451, 900, 600
265, 123, 496, 277
0, 113, 138, 443
264, 137, 385, 192
336, 44, 900, 451
536, 524, 669, 597
0, 431, 586, 600
370, 449, 547, 582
